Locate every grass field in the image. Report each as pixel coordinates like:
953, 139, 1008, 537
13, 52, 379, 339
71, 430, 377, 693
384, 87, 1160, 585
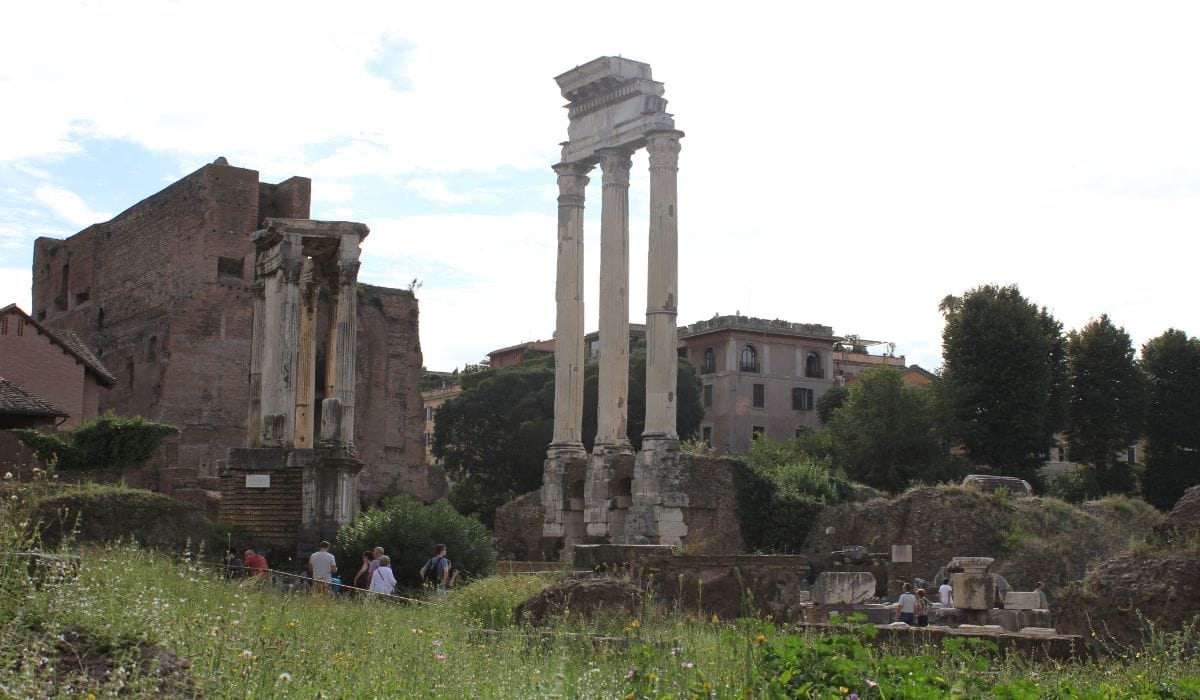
1, 544, 1198, 698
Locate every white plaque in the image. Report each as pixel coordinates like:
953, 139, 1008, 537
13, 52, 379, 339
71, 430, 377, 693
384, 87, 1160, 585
245, 474, 271, 488
891, 544, 913, 563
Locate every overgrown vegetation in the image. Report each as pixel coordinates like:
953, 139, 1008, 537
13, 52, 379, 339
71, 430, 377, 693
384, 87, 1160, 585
9, 410, 179, 471
733, 434, 852, 552
335, 495, 496, 589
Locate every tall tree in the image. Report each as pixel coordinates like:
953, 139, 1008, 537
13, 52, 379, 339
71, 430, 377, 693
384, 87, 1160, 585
1140, 329, 1200, 511
827, 365, 956, 492
433, 350, 703, 525
1065, 315, 1146, 494
939, 284, 1068, 481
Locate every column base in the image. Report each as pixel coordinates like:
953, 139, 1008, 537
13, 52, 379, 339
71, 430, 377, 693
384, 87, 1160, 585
592, 439, 634, 456
547, 442, 587, 460
640, 434, 680, 454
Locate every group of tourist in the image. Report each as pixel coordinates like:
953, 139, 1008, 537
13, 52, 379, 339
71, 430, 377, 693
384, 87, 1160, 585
895, 578, 1049, 626
222, 541, 457, 599
895, 578, 957, 627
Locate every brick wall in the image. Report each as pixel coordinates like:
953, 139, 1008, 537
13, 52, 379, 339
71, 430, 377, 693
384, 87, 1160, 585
0, 308, 87, 427
28, 161, 437, 509
218, 466, 303, 549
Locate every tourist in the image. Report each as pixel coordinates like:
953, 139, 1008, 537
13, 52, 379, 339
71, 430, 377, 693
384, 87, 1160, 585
915, 588, 931, 627
368, 555, 397, 596
308, 540, 337, 594
366, 546, 385, 587
939, 578, 954, 607
896, 583, 917, 625
1036, 581, 1050, 611
353, 550, 373, 590
419, 544, 451, 595
244, 549, 268, 579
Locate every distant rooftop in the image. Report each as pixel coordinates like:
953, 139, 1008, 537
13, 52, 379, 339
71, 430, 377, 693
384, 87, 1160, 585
679, 315, 835, 340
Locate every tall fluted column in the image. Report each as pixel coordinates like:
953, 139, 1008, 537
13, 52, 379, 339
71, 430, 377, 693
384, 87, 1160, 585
246, 279, 265, 446
549, 162, 592, 454
260, 233, 303, 447
323, 236, 361, 448
294, 259, 320, 449
642, 130, 684, 445
595, 148, 634, 453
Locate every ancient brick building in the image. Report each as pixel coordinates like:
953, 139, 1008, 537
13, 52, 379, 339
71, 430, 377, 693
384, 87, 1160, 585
30, 159, 441, 506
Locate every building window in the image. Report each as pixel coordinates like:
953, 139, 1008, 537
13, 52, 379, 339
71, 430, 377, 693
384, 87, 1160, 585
805, 351, 823, 378
752, 425, 766, 440
0, 316, 7, 335
740, 345, 759, 372
702, 347, 716, 374
703, 384, 713, 408
792, 387, 814, 411
15, 318, 24, 337
217, 256, 244, 280
752, 383, 765, 408
424, 406, 434, 421
1127, 445, 1137, 463
701, 426, 712, 447
424, 432, 433, 448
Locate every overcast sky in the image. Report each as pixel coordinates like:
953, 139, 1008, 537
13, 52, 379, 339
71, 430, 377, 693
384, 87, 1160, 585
2, 1, 1197, 372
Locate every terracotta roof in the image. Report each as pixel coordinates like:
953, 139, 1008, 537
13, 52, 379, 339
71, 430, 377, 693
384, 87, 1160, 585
0, 304, 116, 387
0, 377, 68, 417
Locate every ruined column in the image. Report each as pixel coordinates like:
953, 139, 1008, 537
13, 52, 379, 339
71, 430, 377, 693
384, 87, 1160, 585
245, 279, 265, 446
323, 235, 361, 448
594, 148, 634, 454
549, 162, 591, 456
642, 130, 684, 447
293, 261, 320, 449
259, 232, 303, 447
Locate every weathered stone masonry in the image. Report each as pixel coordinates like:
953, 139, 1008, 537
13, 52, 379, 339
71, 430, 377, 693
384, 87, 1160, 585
31, 160, 441, 513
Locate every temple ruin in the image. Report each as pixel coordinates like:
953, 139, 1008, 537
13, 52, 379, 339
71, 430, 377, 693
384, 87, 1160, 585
222, 218, 368, 548
542, 57, 689, 548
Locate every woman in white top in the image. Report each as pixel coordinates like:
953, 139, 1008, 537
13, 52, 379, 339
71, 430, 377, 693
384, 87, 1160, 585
368, 555, 397, 595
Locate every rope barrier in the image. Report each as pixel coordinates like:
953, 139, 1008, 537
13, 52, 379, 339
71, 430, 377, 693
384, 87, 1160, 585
209, 561, 433, 604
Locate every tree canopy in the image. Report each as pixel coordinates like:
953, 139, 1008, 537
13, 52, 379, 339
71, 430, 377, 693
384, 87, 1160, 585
432, 348, 703, 525
827, 365, 957, 492
1140, 329, 1200, 511
1065, 314, 1145, 495
939, 284, 1067, 482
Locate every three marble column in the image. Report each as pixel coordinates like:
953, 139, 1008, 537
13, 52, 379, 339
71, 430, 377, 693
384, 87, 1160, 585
549, 129, 684, 457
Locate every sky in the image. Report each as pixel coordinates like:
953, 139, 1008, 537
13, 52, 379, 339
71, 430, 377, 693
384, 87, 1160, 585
2, 1, 1198, 373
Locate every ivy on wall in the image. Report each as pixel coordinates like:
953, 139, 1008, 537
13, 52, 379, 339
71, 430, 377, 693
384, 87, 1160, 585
10, 410, 179, 471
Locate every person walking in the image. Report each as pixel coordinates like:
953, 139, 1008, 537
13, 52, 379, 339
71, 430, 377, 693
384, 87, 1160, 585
896, 583, 918, 625
419, 544, 451, 595
939, 578, 955, 607
307, 541, 337, 594
368, 555, 397, 596
244, 549, 268, 579
915, 588, 931, 627
353, 550, 373, 590
366, 546, 385, 587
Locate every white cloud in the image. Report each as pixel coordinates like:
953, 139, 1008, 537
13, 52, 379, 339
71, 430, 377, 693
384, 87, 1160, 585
32, 185, 111, 229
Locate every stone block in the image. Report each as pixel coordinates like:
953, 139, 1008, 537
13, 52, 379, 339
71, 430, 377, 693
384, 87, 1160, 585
812, 571, 876, 605
988, 608, 1052, 632
953, 572, 994, 610
1019, 627, 1058, 636
662, 492, 688, 507
1005, 591, 1043, 610
948, 556, 994, 574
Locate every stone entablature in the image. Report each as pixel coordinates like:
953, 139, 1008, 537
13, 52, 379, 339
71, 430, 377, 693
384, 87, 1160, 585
680, 315, 835, 340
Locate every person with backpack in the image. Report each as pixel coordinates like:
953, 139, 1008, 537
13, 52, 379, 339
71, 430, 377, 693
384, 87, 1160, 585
419, 544, 450, 595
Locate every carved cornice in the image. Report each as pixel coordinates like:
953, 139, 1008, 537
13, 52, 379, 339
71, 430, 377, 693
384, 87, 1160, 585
337, 260, 361, 287
598, 149, 633, 187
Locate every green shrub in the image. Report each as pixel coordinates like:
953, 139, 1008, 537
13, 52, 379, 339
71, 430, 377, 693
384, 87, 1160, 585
335, 496, 495, 590
9, 411, 178, 471
1043, 468, 1099, 503
29, 483, 217, 551
452, 573, 550, 629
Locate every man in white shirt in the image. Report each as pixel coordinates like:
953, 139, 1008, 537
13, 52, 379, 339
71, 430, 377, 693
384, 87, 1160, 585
896, 583, 918, 624
939, 578, 955, 607
308, 540, 337, 594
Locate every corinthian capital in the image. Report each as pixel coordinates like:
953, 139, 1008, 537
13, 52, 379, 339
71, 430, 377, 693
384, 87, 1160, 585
598, 148, 633, 187
553, 161, 592, 198
646, 130, 683, 169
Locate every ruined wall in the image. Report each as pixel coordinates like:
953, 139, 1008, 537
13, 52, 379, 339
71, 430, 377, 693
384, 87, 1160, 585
679, 456, 745, 555
354, 285, 445, 504
0, 309, 88, 427
29, 162, 436, 508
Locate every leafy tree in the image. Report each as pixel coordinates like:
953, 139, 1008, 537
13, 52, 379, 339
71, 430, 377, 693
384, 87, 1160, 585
815, 384, 849, 425
939, 285, 1068, 482
335, 496, 495, 588
1140, 329, 1200, 510
827, 365, 955, 492
433, 349, 703, 526
1065, 315, 1146, 494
